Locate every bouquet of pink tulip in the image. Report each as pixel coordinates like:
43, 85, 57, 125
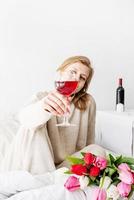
64, 152, 134, 200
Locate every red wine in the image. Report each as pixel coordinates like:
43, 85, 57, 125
116, 78, 125, 105
55, 81, 78, 97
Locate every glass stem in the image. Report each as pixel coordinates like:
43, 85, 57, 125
63, 96, 70, 125
63, 113, 69, 125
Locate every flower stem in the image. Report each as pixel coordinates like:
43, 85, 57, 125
99, 171, 106, 188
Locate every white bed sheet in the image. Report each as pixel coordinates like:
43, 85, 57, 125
0, 168, 87, 200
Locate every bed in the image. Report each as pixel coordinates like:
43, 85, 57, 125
0, 111, 133, 200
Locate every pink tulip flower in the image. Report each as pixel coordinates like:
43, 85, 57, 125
64, 176, 80, 192
117, 182, 131, 197
119, 170, 134, 184
118, 163, 131, 172
92, 187, 107, 200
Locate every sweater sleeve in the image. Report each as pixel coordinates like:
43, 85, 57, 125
86, 95, 96, 145
18, 92, 52, 129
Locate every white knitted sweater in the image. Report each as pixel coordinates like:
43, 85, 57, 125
0, 91, 96, 174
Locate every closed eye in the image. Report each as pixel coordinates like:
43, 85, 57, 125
70, 70, 77, 75
80, 76, 86, 81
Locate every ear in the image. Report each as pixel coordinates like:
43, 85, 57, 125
83, 88, 86, 92
81, 85, 87, 93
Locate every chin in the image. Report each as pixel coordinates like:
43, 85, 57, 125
75, 88, 81, 94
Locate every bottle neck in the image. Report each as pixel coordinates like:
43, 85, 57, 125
118, 78, 123, 87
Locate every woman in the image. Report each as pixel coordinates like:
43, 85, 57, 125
0, 56, 97, 175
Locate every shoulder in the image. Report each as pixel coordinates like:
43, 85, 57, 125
86, 94, 96, 112
87, 94, 96, 106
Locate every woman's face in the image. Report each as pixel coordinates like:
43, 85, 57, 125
63, 62, 90, 93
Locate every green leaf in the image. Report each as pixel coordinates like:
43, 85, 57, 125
112, 179, 120, 186
90, 176, 96, 182
107, 154, 116, 166
112, 163, 118, 170
80, 152, 86, 157
64, 170, 72, 174
104, 168, 109, 174
128, 189, 134, 199
95, 179, 100, 186
115, 155, 122, 160
87, 178, 91, 186
116, 156, 134, 165
66, 156, 84, 165
114, 155, 123, 165
131, 185, 134, 191
108, 167, 117, 177
130, 165, 134, 171
109, 154, 116, 163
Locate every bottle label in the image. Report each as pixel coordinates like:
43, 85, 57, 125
116, 103, 124, 112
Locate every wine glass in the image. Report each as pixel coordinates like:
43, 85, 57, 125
55, 71, 78, 127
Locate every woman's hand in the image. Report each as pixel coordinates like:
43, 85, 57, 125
43, 90, 70, 116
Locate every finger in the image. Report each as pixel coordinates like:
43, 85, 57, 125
44, 97, 65, 115
66, 104, 71, 113
48, 93, 66, 113
51, 90, 69, 107
44, 103, 62, 116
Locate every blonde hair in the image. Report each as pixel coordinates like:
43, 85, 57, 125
57, 56, 94, 111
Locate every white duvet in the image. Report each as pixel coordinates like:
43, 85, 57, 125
1, 168, 133, 200
0, 113, 134, 200
0, 168, 94, 200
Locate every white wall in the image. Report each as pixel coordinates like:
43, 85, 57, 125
0, 0, 134, 114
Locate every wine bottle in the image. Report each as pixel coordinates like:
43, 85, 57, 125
116, 78, 125, 112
